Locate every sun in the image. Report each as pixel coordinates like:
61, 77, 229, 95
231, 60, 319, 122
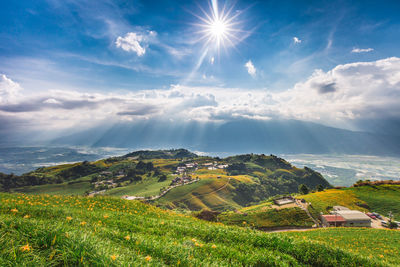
193, 0, 246, 52
210, 20, 227, 38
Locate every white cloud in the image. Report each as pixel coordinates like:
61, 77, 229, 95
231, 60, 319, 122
244, 60, 256, 77
0, 74, 22, 104
274, 57, 400, 123
115, 31, 157, 56
351, 47, 374, 53
293, 37, 302, 44
1, 57, 400, 133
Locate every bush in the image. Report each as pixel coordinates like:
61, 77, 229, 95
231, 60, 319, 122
299, 184, 309, 195
388, 221, 398, 229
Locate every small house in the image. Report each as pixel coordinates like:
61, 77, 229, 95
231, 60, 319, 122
321, 214, 346, 227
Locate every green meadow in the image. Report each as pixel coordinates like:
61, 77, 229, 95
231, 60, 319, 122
0, 193, 390, 266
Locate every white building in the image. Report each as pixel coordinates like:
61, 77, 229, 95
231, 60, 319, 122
334, 210, 372, 227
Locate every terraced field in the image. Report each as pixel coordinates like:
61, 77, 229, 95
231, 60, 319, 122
156, 177, 241, 211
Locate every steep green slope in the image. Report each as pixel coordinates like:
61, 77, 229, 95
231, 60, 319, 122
0, 193, 388, 266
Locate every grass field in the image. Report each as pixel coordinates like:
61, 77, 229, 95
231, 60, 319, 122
218, 207, 314, 229
156, 178, 241, 211
240, 200, 273, 213
0, 193, 391, 266
11, 176, 93, 195
300, 189, 368, 214
104, 175, 174, 197
300, 185, 400, 220
283, 228, 400, 266
350, 185, 400, 220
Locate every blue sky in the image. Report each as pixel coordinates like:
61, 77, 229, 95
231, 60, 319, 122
0, 0, 400, 142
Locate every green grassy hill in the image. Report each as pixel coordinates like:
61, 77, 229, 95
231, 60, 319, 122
0, 150, 331, 212
0, 193, 393, 266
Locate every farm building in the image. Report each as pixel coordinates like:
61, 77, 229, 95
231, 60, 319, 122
321, 214, 346, 227
273, 196, 295, 206
335, 210, 372, 227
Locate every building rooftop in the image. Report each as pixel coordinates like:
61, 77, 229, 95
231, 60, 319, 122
274, 198, 294, 205
336, 210, 371, 221
321, 215, 346, 222
333, 206, 350, 211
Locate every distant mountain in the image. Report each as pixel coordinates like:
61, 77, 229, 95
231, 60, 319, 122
124, 149, 197, 159
52, 119, 400, 156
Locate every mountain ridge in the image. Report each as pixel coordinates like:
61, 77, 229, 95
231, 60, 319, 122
51, 119, 400, 156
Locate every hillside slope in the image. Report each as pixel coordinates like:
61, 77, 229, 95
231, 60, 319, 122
1, 150, 330, 211
0, 193, 390, 266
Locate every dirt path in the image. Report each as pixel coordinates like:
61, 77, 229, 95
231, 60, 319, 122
295, 199, 320, 226
265, 228, 317, 233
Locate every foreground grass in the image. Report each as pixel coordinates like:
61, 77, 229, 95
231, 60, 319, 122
283, 228, 400, 266
0, 193, 386, 266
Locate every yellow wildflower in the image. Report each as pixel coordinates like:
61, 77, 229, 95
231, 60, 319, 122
23, 214, 30, 219
124, 235, 131, 240
145, 255, 152, 261
191, 238, 197, 242
111, 255, 117, 261
20, 244, 31, 252
80, 221, 87, 226
66, 216, 73, 221
103, 215, 109, 219
11, 208, 18, 213
242, 221, 247, 225
211, 244, 217, 249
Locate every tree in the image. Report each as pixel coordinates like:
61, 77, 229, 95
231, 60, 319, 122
158, 174, 167, 182
153, 168, 161, 176
316, 184, 324, 192
298, 184, 309, 195
132, 175, 142, 182
136, 161, 146, 170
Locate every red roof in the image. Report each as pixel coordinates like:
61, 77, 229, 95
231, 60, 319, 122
322, 215, 346, 222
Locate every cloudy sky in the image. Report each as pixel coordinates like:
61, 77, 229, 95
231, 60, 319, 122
1, 0, 400, 142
